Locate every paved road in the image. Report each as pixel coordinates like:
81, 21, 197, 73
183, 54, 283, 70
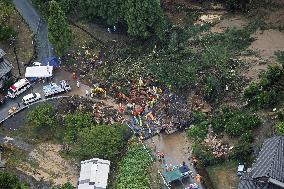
13, 0, 54, 62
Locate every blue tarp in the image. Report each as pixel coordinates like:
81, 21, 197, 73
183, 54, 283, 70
43, 57, 60, 68
179, 165, 190, 173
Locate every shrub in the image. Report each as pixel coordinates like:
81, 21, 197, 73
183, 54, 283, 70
244, 82, 260, 99
275, 50, 284, 68
257, 90, 278, 108
192, 143, 214, 166
0, 171, 29, 189
0, 26, 16, 41
231, 140, 253, 162
275, 122, 284, 135
211, 108, 261, 137
192, 111, 207, 124
27, 103, 56, 139
187, 121, 208, 141
240, 131, 254, 143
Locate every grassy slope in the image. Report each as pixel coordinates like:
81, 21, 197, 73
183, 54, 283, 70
206, 161, 239, 189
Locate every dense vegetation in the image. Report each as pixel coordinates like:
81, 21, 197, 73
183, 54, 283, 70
27, 104, 129, 161
114, 141, 153, 189
33, 0, 165, 39
0, 171, 29, 189
48, 0, 72, 57
0, 0, 17, 41
244, 66, 284, 109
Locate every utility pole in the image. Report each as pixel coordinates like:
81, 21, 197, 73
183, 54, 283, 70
10, 36, 22, 77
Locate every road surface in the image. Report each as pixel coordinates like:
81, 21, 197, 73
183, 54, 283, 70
12, 0, 54, 62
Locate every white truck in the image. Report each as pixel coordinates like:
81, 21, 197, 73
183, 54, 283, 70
43, 80, 71, 97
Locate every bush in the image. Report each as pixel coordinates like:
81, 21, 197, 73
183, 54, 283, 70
275, 122, 284, 135
244, 66, 283, 109
52, 182, 75, 189
63, 111, 94, 143
192, 143, 214, 166
0, 26, 16, 41
275, 50, 284, 68
240, 131, 254, 143
211, 108, 261, 137
72, 124, 129, 160
187, 121, 208, 141
231, 140, 253, 162
192, 111, 207, 124
0, 171, 29, 189
27, 103, 56, 139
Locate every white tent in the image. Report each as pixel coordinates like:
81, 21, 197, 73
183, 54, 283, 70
25, 66, 53, 78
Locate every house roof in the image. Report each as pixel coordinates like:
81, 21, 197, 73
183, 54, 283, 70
251, 136, 284, 182
78, 158, 110, 189
0, 59, 13, 79
238, 136, 284, 189
0, 49, 6, 58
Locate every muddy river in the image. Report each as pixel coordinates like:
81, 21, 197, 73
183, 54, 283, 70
145, 131, 205, 189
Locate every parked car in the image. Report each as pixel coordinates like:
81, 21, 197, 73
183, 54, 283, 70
22, 93, 41, 105
237, 164, 245, 176
0, 93, 5, 104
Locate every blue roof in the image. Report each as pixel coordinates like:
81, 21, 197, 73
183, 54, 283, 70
43, 57, 60, 67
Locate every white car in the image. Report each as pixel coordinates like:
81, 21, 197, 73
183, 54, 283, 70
22, 93, 41, 105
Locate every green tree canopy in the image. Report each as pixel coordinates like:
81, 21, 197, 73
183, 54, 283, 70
63, 111, 94, 144
48, 0, 72, 57
27, 103, 56, 138
122, 0, 165, 39
73, 124, 128, 160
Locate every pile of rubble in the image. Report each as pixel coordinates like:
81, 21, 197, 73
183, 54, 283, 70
204, 135, 233, 159
57, 96, 125, 125
116, 78, 192, 139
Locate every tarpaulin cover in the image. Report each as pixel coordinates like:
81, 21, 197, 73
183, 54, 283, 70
43, 57, 60, 67
163, 169, 183, 183
179, 165, 190, 173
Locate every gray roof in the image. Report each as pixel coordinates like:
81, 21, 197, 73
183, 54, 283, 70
0, 49, 6, 58
252, 136, 284, 182
238, 136, 284, 189
0, 59, 13, 79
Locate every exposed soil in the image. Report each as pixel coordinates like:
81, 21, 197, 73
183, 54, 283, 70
240, 29, 284, 81
211, 15, 248, 33
0, 7, 34, 77
17, 143, 79, 186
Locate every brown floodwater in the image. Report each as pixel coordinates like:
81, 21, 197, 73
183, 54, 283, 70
145, 131, 205, 189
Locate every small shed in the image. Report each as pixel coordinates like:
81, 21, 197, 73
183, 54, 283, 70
78, 158, 110, 189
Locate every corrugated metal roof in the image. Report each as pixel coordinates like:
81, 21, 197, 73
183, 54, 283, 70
238, 136, 284, 189
0, 59, 13, 79
251, 136, 284, 182
0, 49, 6, 58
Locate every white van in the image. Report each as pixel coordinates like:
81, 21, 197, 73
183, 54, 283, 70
22, 93, 41, 105
8, 78, 31, 98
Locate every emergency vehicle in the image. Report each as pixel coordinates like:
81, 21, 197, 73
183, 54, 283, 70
8, 78, 31, 98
